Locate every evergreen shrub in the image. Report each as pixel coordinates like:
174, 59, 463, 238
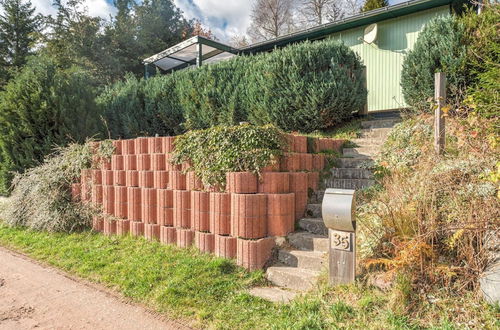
401, 16, 467, 113
98, 39, 366, 135
0, 56, 104, 195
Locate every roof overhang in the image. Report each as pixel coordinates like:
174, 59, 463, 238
241, 0, 463, 54
143, 36, 239, 72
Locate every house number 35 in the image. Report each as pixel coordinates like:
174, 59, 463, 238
331, 231, 351, 251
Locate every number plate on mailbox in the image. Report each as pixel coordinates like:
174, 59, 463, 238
330, 230, 354, 252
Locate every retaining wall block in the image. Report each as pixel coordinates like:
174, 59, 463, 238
153, 171, 169, 189
135, 137, 149, 154
92, 216, 104, 232
157, 189, 174, 226
144, 223, 160, 241
127, 187, 142, 221
122, 139, 135, 155
160, 226, 176, 245
195, 231, 215, 253
114, 186, 128, 219
151, 153, 166, 171
299, 154, 313, 171
111, 155, 124, 171
101, 170, 114, 186
312, 154, 325, 171
226, 172, 258, 194
236, 237, 275, 270
116, 220, 130, 235
137, 154, 151, 171
169, 171, 186, 190
280, 153, 300, 172
161, 137, 175, 153
209, 192, 231, 235
186, 172, 203, 191
148, 137, 163, 154
141, 188, 158, 224
267, 193, 295, 236
286, 134, 307, 153
103, 219, 117, 236
307, 172, 320, 191
112, 140, 123, 155
176, 228, 194, 248
258, 172, 290, 194
231, 194, 267, 239
124, 155, 137, 171
173, 190, 191, 228
138, 171, 154, 188
125, 170, 139, 187
191, 191, 210, 232
130, 221, 145, 237
91, 184, 103, 205
91, 169, 102, 185
214, 235, 236, 259
102, 185, 115, 215
113, 170, 126, 186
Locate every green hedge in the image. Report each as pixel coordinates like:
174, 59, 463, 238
401, 16, 467, 113
98, 39, 366, 138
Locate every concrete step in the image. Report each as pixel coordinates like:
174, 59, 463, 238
298, 218, 327, 236
248, 286, 298, 303
278, 249, 326, 271
359, 128, 393, 139
266, 265, 321, 291
323, 178, 375, 190
305, 204, 321, 218
330, 168, 374, 180
361, 118, 401, 129
351, 138, 386, 147
288, 231, 328, 253
337, 158, 374, 169
343, 147, 380, 157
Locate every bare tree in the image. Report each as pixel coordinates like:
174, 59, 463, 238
247, 0, 296, 42
301, 0, 344, 25
230, 34, 250, 48
343, 0, 363, 16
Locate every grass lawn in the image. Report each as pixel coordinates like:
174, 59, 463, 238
0, 223, 498, 329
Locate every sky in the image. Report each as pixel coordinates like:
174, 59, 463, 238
23, 0, 406, 42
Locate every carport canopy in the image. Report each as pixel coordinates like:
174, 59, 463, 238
143, 36, 239, 73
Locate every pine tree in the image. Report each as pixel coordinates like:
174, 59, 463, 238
0, 0, 41, 83
361, 0, 388, 12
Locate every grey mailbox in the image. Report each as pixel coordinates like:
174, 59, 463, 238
322, 188, 356, 285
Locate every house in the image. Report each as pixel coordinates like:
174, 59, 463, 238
143, 0, 471, 113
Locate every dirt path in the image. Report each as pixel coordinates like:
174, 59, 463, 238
0, 247, 190, 330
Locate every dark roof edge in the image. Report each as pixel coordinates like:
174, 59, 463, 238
241, 0, 459, 54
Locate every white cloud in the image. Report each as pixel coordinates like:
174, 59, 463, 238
29, 0, 116, 20
174, 0, 254, 42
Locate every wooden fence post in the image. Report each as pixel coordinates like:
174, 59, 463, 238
360, 67, 369, 116
434, 72, 446, 154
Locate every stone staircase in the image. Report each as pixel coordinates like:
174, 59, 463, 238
249, 114, 401, 303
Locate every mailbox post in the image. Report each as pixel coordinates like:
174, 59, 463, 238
322, 189, 356, 285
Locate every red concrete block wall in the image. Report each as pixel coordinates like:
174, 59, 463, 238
209, 193, 231, 235
231, 194, 267, 239
226, 172, 258, 194
81, 133, 344, 270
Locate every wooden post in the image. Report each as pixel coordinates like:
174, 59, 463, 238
434, 72, 446, 154
360, 67, 369, 116
196, 43, 203, 68
329, 229, 356, 285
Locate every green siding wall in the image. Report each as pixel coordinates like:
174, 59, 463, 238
330, 6, 450, 112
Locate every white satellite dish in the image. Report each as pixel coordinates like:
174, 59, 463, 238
363, 23, 378, 44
